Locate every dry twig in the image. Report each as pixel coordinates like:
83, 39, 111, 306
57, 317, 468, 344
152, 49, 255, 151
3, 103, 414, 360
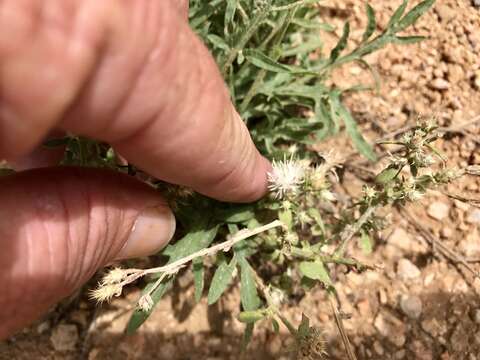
397, 206, 480, 279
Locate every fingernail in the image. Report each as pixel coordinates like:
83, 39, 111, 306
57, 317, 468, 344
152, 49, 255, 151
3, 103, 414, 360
116, 205, 176, 260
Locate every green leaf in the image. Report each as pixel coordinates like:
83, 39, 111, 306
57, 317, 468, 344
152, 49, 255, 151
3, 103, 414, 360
163, 224, 219, 261
299, 260, 333, 287
214, 205, 255, 223
332, 96, 377, 161
279, 209, 293, 230
362, 4, 376, 43
375, 165, 401, 184
272, 318, 280, 333
297, 313, 311, 338
393, 35, 427, 44
244, 49, 292, 73
224, 0, 237, 28
207, 34, 230, 50
359, 230, 373, 255
386, 0, 408, 29
243, 49, 313, 74
207, 256, 237, 305
193, 258, 204, 303
396, 0, 435, 32
307, 208, 326, 235
292, 18, 334, 31
239, 258, 261, 311
126, 278, 172, 334
329, 22, 350, 63
127, 220, 219, 333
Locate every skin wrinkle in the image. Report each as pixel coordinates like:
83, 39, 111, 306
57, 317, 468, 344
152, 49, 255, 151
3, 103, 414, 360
70, 1, 161, 139
104, 3, 184, 141
56, 181, 78, 292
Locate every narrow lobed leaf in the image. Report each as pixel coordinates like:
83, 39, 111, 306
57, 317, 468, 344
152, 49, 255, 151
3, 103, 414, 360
329, 22, 350, 63
361, 3, 376, 43
395, 0, 435, 32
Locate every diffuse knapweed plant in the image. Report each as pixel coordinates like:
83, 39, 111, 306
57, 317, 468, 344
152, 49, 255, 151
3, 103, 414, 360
40, 0, 441, 356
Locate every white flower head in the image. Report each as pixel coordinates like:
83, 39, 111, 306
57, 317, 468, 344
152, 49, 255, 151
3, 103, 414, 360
267, 156, 306, 199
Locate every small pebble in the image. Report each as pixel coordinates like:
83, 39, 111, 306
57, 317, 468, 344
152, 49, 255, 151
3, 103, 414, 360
466, 209, 480, 224
430, 78, 450, 90
400, 294, 423, 319
50, 324, 79, 352
427, 201, 450, 221
397, 258, 421, 280
474, 309, 480, 324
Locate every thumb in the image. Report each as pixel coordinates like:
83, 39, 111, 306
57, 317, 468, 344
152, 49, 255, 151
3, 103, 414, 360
0, 167, 175, 340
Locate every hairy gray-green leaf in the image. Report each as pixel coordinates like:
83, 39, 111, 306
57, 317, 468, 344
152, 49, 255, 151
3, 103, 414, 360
331, 95, 377, 161
329, 22, 350, 63
299, 260, 332, 287
362, 4, 376, 42
386, 0, 408, 29
360, 230, 373, 255
244, 49, 313, 74
214, 205, 255, 223
292, 18, 334, 31
393, 35, 427, 44
207, 256, 237, 305
224, 0, 238, 30
239, 258, 261, 311
396, 0, 435, 32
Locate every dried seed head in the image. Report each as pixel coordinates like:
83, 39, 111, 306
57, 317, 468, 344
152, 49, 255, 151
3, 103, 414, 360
101, 268, 127, 285
137, 294, 154, 312
267, 156, 306, 199
90, 283, 123, 303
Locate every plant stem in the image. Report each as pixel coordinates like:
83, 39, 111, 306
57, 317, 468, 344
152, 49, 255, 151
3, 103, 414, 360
221, 4, 271, 76
142, 220, 284, 277
332, 205, 378, 258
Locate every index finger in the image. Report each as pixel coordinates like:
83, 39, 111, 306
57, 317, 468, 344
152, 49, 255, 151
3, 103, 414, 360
0, 0, 270, 202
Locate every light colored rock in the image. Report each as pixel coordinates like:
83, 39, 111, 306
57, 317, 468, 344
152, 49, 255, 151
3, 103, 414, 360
466, 209, 480, 224
474, 309, 480, 324
388, 228, 414, 252
374, 312, 406, 347
427, 201, 450, 221
436, 4, 455, 22
400, 294, 423, 319
37, 321, 50, 334
373, 341, 384, 355
430, 78, 450, 90
460, 228, 480, 257
440, 227, 453, 238
474, 70, 480, 90
474, 0, 480, 8
397, 258, 421, 280
421, 317, 447, 337
50, 324, 79, 352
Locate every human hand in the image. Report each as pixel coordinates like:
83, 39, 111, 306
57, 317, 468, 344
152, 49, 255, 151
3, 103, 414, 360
0, 0, 270, 339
